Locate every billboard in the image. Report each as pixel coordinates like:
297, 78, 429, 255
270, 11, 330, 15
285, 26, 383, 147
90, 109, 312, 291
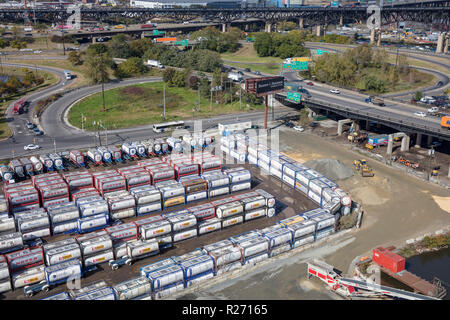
255, 77, 285, 95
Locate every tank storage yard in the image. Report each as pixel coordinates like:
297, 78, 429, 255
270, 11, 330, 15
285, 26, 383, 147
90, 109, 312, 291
0, 126, 362, 301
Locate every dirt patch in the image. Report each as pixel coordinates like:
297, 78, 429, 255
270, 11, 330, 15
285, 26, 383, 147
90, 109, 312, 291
350, 185, 390, 206
304, 158, 354, 181
283, 151, 324, 163
430, 196, 450, 214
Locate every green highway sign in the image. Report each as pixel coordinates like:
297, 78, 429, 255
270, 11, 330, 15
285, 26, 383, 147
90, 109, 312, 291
175, 40, 188, 46
152, 30, 165, 36
316, 49, 329, 55
282, 61, 308, 71
286, 91, 302, 103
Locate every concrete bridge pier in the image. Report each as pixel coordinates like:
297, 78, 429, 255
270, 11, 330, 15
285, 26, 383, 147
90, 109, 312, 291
299, 18, 304, 30
308, 109, 317, 119
427, 135, 433, 146
222, 23, 228, 33
365, 120, 370, 131
316, 25, 321, 37
415, 133, 422, 148
444, 34, 449, 54
400, 135, 410, 152
140, 32, 145, 39
387, 135, 394, 156
339, 15, 343, 26
337, 119, 353, 135
370, 29, 376, 44
376, 29, 381, 47
91, 36, 96, 44
265, 22, 272, 33
436, 33, 444, 53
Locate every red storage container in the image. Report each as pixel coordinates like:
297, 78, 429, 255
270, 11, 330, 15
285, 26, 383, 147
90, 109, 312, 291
372, 247, 405, 273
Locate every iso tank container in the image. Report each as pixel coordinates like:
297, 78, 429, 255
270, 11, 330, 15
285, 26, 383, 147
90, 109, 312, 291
146, 264, 184, 292
105, 223, 138, 242
268, 243, 292, 257
7, 189, 39, 207
17, 212, 50, 233
257, 159, 270, 173
52, 220, 78, 235
209, 246, 242, 271
29, 157, 43, 172
167, 214, 197, 232
11, 265, 45, 289
315, 226, 335, 240
69, 280, 108, 299
312, 213, 336, 231
158, 183, 185, 199
41, 292, 71, 300
163, 195, 185, 209
179, 254, 214, 280
19, 157, 33, 174
124, 172, 151, 190
79, 200, 109, 218
38, 182, 69, 200
257, 150, 274, 164
133, 215, 163, 229
83, 249, 114, 267
44, 259, 82, 285
171, 248, 204, 264
240, 195, 266, 211
98, 177, 126, 195
216, 201, 243, 219
166, 137, 183, 153
300, 208, 330, 220
22, 228, 51, 241
201, 172, 230, 189
185, 190, 207, 203
71, 189, 100, 203
292, 234, 315, 248
185, 271, 214, 288
77, 214, 108, 234
230, 181, 251, 193
221, 214, 244, 229
202, 239, 234, 254
132, 142, 146, 157
282, 163, 306, 179
140, 220, 171, 240
0, 165, 14, 181
227, 170, 251, 184
79, 235, 113, 256
0, 256, 10, 280
229, 230, 261, 244
113, 276, 151, 300
69, 150, 84, 166
107, 195, 135, 212
172, 228, 197, 243
130, 186, 161, 205
244, 208, 267, 222
0, 232, 23, 254
333, 188, 352, 207
97, 147, 112, 163
161, 209, 188, 220
48, 153, 63, 168
136, 202, 161, 216
208, 186, 230, 198
9, 159, 24, 176
237, 237, 269, 258
75, 286, 116, 300
75, 195, 103, 207
247, 153, 257, 165
152, 282, 184, 300
0, 217, 15, 234
254, 189, 276, 208
215, 260, 243, 276
87, 149, 102, 165
262, 228, 293, 250
140, 258, 176, 277
126, 239, 159, 259
42, 197, 70, 210
47, 203, 79, 224
244, 252, 269, 266
122, 142, 137, 157
63, 172, 93, 190
187, 203, 215, 221
6, 247, 44, 273
108, 146, 122, 162
197, 218, 221, 235
0, 278, 11, 293
286, 220, 316, 239
182, 179, 207, 194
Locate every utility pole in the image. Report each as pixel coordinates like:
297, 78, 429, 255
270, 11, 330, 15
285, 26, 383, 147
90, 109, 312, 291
61, 31, 66, 56
210, 87, 213, 112
81, 113, 84, 132
239, 81, 242, 109
100, 50, 106, 112
163, 84, 166, 119
99, 120, 108, 146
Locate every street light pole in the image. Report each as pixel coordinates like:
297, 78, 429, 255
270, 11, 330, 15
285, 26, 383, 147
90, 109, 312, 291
99, 120, 108, 146
163, 84, 166, 120
100, 51, 106, 112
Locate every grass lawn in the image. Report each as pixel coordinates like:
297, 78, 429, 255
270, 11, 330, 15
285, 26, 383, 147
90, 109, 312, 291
68, 82, 264, 131
0, 67, 58, 139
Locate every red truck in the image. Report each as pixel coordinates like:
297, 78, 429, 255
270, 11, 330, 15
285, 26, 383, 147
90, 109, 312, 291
12, 99, 27, 115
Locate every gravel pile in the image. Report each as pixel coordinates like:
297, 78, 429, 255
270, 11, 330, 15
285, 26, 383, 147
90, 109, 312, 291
304, 158, 354, 181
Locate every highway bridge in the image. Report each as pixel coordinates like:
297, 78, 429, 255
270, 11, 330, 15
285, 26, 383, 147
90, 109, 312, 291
0, 1, 449, 26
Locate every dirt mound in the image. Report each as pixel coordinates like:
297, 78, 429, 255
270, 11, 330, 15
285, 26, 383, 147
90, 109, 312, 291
304, 158, 354, 181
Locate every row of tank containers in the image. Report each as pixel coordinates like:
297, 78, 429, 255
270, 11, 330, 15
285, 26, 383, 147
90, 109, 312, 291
0, 134, 215, 182
220, 132, 353, 217
0, 203, 335, 299
0, 185, 281, 296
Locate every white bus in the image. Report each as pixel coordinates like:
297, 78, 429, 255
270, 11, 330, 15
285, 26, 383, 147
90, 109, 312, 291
152, 121, 185, 133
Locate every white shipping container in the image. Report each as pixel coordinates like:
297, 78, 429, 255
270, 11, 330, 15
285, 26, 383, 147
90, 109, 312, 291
79, 201, 109, 217
126, 238, 159, 259
167, 214, 197, 232
105, 223, 138, 241
179, 255, 214, 278
269, 166, 282, 179
18, 213, 50, 232
216, 261, 242, 275
295, 179, 308, 195
75, 287, 116, 300
0, 261, 9, 280
197, 218, 221, 235
172, 228, 197, 243
307, 189, 322, 205
216, 201, 243, 219
152, 282, 184, 300
44, 260, 82, 285
77, 214, 108, 233
22, 227, 51, 241
140, 258, 175, 277
113, 277, 151, 300
209, 246, 242, 268
244, 252, 269, 266
287, 220, 316, 239
230, 181, 251, 192
293, 234, 315, 248
282, 174, 295, 187
238, 237, 269, 258
52, 220, 78, 234
202, 239, 234, 254
45, 243, 81, 266
312, 214, 336, 231
208, 186, 229, 198
141, 220, 171, 240
241, 196, 266, 211
83, 249, 114, 266
185, 272, 214, 288
244, 208, 266, 221
263, 228, 293, 249
136, 202, 161, 215
79, 235, 112, 256
133, 189, 161, 205
269, 243, 291, 257
0, 217, 15, 233
11, 266, 45, 289
147, 265, 184, 291
0, 278, 11, 293
247, 154, 258, 165
227, 170, 251, 184
221, 215, 243, 228
258, 159, 270, 173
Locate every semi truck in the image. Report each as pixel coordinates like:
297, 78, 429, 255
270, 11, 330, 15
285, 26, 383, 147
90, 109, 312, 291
146, 59, 164, 69
228, 72, 243, 82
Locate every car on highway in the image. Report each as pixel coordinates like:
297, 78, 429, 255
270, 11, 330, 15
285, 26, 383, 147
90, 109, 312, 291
436, 81, 443, 87
306, 81, 314, 86
414, 111, 427, 118
244, 68, 251, 72
24, 144, 40, 150
26, 121, 35, 130
33, 50, 42, 54
253, 71, 261, 75
34, 130, 44, 136
293, 125, 305, 132
428, 106, 439, 113
330, 88, 341, 94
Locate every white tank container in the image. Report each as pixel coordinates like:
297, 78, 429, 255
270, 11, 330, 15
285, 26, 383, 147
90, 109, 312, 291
77, 214, 108, 233
227, 170, 251, 184
147, 264, 184, 291
287, 220, 316, 239
0, 232, 23, 252
185, 271, 214, 288
83, 248, 114, 266
244, 252, 269, 266
312, 214, 336, 231
79, 201, 109, 217
229, 230, 261, 244
216, 201, 243, 219
105, 222, 137, 241
244, 208, 267, 221
208, 186, 229, 198
216, 261, 242, 275
179, 254, 214, 278
209, 246, 242, 269
140, 258, 176, 277
75, 286, 116, 300
43, 237, 77, 252
11, 266, 45, 289
167, 214, 197, 232
87, 149, 102, 163
159, 184, 185, 199
108, 195, 135, 211
172, 228, 197, 243
0, 166, 14, 181
122, 143, 137, 156
48, 204, 79, 224
110, 207, 135, 220
309, 179, 331, 197
69, 150, 84, 165
44, 259, 82, 285
29, 156, 43, 171
238, 237, 269, 258
17, 213, 50, 233
202, 239, 234, 254
140, 220, 171, 240
133, 215, 164, 229
42, 292, 71, 300
295, 179, 308, 195
39, 182, 68, 199
197, 218, 221, 235
136, 202, 161, 215
263, 228, 293, 249
0, 217, 15, 233
76, 195, 103, 207
8, 190, 39, 206
230, 181, 251, 192
9, 159, 24, 175
0, 278, 11, 293
52, 220, 77, 234
307, 189, 322, 205
22, 227, 51, 241
269, 242, 291, 257
241, 196, 266, 211
0, 260, 10, 280
282, 174, 295, 187
19, 157, 33, 173
293, 234, 315, 248
202, 173, 229, 189
131, 189, 161, 205
48, 153, 63, 168
221, 214, 243, 228
283, 163, 305, 178
132, 142, 146, 156
113, 277, 151, 300
152, 282, 184, 300
97, 147, 112, 162
126, 239, 159, 259
186, 190, 207, 203
333, 188, 352, 207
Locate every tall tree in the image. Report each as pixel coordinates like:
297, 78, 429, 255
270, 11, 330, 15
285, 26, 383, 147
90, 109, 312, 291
84, 44, 112, 84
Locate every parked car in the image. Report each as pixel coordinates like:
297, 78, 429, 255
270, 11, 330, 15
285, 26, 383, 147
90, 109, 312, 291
285, 121, 295, 128
306, 81, 314, 86
293, 125, 305, 132
414, 111, 427, 117
428, 106, 439, 113
330, 88, 341, 94
24, 144, 40, 150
